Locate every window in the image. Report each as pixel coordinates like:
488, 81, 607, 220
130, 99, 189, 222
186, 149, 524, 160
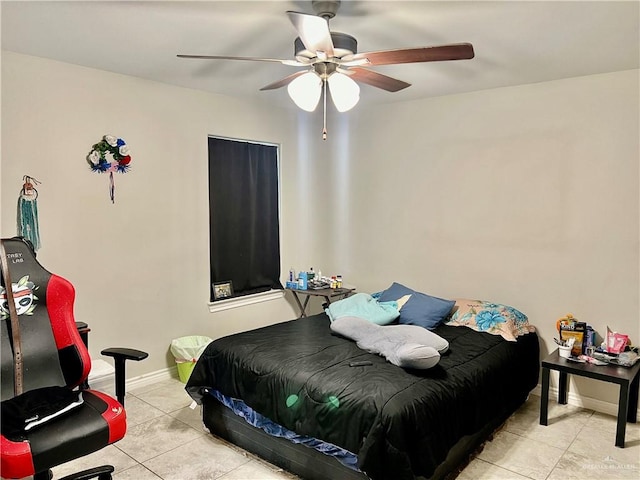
208, 136, 283, 303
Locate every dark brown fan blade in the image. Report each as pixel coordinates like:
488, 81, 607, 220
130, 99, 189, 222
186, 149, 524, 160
344, 43, 474, 66
286, 11, 334, 57
347, 68, 410, 92
260, 71, 308, 91
177, 54, 304, 66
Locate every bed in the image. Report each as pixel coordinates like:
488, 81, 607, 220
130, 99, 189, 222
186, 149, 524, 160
186, 312, 539, 480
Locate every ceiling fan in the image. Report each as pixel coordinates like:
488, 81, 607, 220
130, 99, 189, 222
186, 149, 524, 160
178, 0, 474, 139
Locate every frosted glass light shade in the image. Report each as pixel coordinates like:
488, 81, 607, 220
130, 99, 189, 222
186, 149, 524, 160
287, 72, 322, 112
328, 73, 360, 112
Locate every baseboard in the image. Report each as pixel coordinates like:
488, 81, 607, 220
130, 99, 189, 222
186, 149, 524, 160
531, 383, 640, 419
89, 365, 180, 393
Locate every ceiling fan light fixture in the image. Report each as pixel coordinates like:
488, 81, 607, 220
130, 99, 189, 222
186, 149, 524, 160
328, 72, 360, 112
287, 71, 322, 111
179, 7, 475, 135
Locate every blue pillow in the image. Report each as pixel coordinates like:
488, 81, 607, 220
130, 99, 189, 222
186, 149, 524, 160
378, 282, 455, 330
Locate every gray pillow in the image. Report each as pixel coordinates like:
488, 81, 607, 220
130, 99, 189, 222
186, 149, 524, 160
330, 316, 449, 369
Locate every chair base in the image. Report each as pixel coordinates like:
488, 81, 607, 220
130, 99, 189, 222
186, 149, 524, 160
34, 465, 114, 480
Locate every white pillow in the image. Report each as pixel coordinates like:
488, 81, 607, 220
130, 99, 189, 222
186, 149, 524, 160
330, 316, 449, 369
378, 322, 449, 354
392, 344, 441, 370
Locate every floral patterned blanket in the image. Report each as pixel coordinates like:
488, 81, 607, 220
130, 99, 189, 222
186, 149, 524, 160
446, 299, 536, 341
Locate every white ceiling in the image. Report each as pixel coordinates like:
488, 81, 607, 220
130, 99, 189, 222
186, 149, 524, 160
2, 1, 639, 110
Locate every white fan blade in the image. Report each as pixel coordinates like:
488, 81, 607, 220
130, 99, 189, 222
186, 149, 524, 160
177, 54, 307, 67
287, 11, 334, 58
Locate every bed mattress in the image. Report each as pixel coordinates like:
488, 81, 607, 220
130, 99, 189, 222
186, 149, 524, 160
187, 313, 539, 480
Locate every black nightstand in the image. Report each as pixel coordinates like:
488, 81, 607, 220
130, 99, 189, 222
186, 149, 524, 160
539, 349, 640, 447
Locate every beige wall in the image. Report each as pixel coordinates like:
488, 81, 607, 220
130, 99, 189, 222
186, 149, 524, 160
0, 52, 302, 376
305, 69, 640, 405
2, 51, 639, 407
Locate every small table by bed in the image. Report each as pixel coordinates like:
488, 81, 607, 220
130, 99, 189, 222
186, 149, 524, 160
539, 349, 640, 447
287, 287, 355, 318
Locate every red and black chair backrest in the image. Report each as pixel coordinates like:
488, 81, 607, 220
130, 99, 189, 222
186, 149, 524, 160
1, 237, 126, 479
1, 237, 91, 399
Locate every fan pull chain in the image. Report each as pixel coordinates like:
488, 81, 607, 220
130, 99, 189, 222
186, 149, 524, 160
322, 80, 328, 141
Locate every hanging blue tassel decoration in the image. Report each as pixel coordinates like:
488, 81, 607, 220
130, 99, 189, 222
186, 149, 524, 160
17, 176, 41, 251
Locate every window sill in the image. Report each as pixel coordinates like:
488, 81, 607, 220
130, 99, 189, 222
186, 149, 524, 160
208, 289, 284, 313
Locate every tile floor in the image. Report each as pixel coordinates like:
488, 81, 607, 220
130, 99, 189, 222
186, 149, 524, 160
48, 378, 639, 480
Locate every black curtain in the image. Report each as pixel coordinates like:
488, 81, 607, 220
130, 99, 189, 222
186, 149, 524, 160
208, 137, 282, 301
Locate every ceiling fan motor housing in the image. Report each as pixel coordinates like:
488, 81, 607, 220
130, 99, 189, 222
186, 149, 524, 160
312, 0, 341, 19
294, 32, 357, 59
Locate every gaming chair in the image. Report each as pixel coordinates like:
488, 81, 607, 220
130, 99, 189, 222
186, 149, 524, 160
1, 237, 147, 480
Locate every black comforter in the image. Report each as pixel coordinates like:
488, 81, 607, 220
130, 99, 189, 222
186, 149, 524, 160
187, 314, 539, 480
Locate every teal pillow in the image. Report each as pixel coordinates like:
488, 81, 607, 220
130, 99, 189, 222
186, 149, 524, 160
379, 282, 455, 330
325, 292, 400, 325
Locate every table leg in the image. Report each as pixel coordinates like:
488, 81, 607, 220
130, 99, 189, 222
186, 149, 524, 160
291, 292, 306, 318
616, 381, 629, 447
301, 295, 311, 317
628, 372, 639, 423
540, 367, 550, 425
558, 371, 568, 404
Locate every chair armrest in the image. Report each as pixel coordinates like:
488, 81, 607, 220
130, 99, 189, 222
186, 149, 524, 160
100, 348, 149, 406
101, 347, 149, 362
